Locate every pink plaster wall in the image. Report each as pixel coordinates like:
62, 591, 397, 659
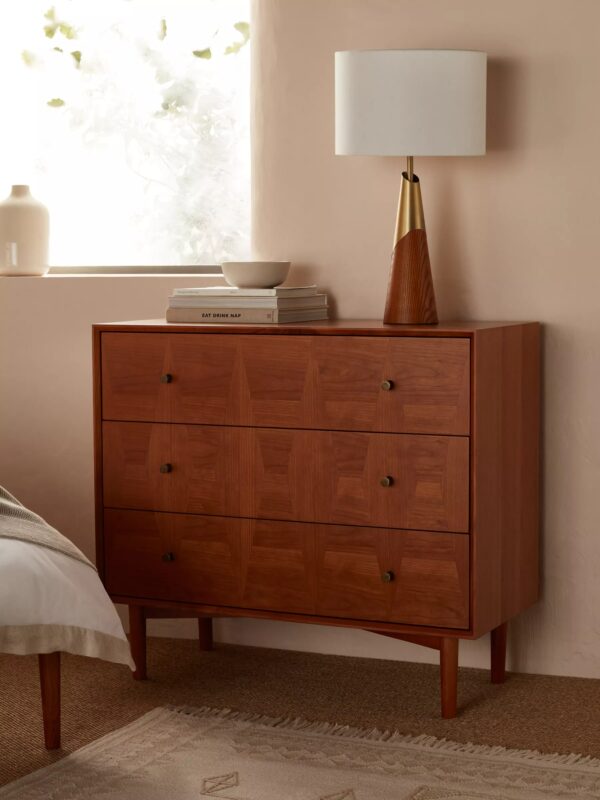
248, 0, 600, 677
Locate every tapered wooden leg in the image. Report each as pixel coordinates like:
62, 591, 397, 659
491, 622, 508, 684
198, 617, 213, 651
129, 605, 147, 680
440, 638, 459, 719
38, 652, 60, 749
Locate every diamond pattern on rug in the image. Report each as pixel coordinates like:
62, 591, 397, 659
408, 787, 502, 800
201, 772, 244, 798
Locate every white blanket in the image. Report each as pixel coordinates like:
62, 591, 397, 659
0, 538, 134, 669
0, 485, 94, 569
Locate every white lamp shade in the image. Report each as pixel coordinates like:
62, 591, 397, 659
335, 50, 487, 157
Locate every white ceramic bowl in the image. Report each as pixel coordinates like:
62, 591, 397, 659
221, 260, 290, 289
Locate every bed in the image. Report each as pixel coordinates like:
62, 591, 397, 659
0, 486, 134, 748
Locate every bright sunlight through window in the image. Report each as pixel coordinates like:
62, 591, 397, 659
0, 0, 250, 267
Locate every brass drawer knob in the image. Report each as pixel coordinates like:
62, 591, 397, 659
379, 475, 394, 488
380, 379, 394, 391
162, 552, 176, 562
160, 373, 173, 384
159, 463, 173, 474
382, 570, 395, 583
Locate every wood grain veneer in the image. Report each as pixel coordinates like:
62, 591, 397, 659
383, 229, 438, 325
491, 622, 508, 684
128, 606, 147, 680
104, 509, 469, 628
38, 652, 60, 749
102, 423, 468, 531
101, 333, 469, 435
93, 319, 540, 718
95, 319, 507, 335
470, 323, 540, 637
312, 336, 469, 434
440, 638, 459, 718
105, 510, 243, 607
316, 525, 469, 628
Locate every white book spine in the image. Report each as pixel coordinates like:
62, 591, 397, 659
173, 285, 318, 298
168, 294, 327, 310
166, 307, 328, 324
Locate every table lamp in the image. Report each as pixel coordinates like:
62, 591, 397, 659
335, 50, 487, 324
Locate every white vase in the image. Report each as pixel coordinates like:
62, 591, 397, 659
0, 185, 50, 276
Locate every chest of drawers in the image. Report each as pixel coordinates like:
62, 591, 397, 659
93, 320, 540, 717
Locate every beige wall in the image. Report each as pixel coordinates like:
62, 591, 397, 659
0, 276, 221, 641
1, 0, 600, 678
250, 0, 600, 677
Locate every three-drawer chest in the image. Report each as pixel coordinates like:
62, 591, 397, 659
93, 319, 540, 717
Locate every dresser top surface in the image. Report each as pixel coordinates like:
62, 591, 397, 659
93, 319, 539, 337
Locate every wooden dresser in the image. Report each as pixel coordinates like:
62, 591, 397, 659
93, 320, 540, 717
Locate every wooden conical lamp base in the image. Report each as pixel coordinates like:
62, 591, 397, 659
383, 171, 438, 325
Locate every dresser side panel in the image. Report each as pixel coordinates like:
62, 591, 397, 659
93, 328, 105, 578
471, 324, 540, 637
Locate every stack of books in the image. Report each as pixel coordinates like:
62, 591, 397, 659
166, 285, 329, 324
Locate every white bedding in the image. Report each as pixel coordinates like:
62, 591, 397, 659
0, 538, 134, 669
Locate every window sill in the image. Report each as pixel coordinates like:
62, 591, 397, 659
47, 265, 223, 276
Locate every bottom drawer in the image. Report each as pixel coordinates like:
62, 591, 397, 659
103, 510, 315, 612
316, 525, 469, 629
104, 509, 241, 607
103, 510, 469, 629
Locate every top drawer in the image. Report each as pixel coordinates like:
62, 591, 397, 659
101, 333, 470, 435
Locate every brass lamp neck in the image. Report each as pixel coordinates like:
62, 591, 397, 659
393, 158, 425, 246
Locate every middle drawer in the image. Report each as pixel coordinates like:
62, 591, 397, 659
103, 422, 469, 532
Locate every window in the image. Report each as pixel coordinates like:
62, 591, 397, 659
0, 0, 250, 268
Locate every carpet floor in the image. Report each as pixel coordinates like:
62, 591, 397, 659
1, 637, 599, 787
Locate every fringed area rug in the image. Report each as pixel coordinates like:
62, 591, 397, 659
2, 707, 600, 800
